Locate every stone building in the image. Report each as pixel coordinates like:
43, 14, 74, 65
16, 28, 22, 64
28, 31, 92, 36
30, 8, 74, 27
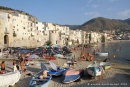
0, 11, 108, 48
0, 12, 13, 48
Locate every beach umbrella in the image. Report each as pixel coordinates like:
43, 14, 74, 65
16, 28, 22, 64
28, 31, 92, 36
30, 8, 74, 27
26, 54, 40, 61
26, 57, 33, 61
29, 54, 40, 59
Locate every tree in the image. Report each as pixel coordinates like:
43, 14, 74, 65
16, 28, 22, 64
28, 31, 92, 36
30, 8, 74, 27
45, 40, 52, 46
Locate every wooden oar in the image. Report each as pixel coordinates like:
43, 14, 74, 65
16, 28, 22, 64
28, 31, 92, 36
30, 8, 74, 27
33, 70, 43, 77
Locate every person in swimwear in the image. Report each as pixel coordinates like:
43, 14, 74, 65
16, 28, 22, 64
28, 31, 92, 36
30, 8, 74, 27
0, 61, 5, 74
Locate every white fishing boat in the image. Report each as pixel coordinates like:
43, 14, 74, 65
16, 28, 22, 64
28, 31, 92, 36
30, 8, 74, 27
0, 71, 21, 87
95, 52, 108, 56
86, 61, 103, 77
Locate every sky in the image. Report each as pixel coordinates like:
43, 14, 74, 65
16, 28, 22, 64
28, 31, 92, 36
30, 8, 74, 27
0, 0, 130, 25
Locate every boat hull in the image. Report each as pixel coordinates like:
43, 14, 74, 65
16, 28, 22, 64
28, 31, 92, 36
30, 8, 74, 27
100, 62, 111, 70
62, 68, 84, 83
86, 64, 103, 77
48, 68, 69, 76
103, 65, 111, 70
0, 71, 21, 87
41, 62, 69, 76
95, 52, 108, 56
29, 76, 52, 87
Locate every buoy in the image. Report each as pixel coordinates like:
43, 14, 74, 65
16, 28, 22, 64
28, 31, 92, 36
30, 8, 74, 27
113, 54, 116, 58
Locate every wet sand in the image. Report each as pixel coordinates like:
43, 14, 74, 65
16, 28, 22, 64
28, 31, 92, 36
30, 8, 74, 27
0, 50, 130, 87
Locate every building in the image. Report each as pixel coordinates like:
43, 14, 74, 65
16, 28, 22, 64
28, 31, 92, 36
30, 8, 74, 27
0, 12, 13, 48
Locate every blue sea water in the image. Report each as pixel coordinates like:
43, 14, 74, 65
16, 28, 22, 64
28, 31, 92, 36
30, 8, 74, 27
86, 41, 130, 65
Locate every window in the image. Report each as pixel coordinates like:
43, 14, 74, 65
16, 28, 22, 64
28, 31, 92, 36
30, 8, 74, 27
56, 41, 57, 44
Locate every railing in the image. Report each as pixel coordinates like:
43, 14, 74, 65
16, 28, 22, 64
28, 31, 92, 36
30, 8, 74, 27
4, 30, 9, 34
4, 28, 9, 34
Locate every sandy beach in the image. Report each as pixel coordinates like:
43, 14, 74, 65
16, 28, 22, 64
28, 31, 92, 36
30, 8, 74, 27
0, 49, 130, 87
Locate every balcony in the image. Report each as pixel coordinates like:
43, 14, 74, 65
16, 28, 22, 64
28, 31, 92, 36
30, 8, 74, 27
4, 31, 9, 34
4, 28, 9, 34
31, 33, 35, 37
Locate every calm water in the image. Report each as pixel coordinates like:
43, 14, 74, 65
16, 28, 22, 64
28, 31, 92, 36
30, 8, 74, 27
86, 41, 130, 65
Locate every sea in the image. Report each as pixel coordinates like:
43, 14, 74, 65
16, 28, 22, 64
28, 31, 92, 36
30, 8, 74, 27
86, 40, 130, 65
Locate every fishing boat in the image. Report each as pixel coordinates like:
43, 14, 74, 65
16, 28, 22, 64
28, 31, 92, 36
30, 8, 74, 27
86, 61, 103, 78
29, 73, 52, 87
0, 71, 21, 87
100, 62, 111, 70
95, 52, 108, 56
41, 62, 69, 76
62, 68, 84, 83
43, 54, 56, 60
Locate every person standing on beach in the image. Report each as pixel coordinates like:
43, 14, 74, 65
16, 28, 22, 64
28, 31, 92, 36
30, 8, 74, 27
0, 61, 6, 74
13, 59, 19, 72
19, 54, 25, 73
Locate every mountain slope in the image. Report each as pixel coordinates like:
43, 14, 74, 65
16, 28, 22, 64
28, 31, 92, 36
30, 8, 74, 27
124, 18, 130, 25
78, 17, 130, 32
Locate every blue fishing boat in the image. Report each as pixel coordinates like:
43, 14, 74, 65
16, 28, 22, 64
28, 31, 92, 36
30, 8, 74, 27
62, 68, 84, 83
29, 74, 52, 87
41, 62, 69, 76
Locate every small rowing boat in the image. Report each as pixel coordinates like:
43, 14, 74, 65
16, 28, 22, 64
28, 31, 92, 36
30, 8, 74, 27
62, 68, 84, 83
29, 74, 52, 87
41, 62, 69, 76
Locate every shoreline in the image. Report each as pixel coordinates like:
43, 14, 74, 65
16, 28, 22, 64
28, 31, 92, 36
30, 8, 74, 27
0, 49, 130, 87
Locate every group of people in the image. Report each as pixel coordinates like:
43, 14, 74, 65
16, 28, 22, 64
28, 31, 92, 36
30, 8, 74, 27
0, 60, 19, 74
0, 52, 29, 74
80, 52, 94, 61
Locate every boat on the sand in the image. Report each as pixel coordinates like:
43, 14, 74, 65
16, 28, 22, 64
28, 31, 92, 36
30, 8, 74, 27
29, 73, 52, 87
62, 68, 84, 83
0, 71, 21, 87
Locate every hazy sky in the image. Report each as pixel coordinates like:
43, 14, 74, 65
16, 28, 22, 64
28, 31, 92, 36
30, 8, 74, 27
0, 0, 130, 25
